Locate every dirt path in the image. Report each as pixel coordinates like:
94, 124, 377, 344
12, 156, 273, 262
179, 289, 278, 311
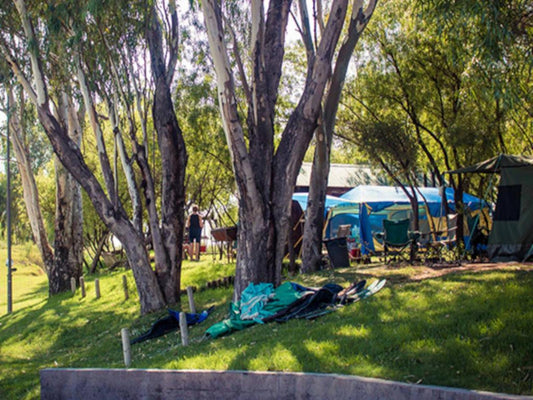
349, 261, 533, 284
409, 261, 533, 281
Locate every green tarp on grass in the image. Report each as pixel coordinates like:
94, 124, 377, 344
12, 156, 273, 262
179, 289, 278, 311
205, 282, 305, 339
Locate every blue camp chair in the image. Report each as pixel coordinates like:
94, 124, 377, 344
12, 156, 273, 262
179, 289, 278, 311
378, 218, 417, 263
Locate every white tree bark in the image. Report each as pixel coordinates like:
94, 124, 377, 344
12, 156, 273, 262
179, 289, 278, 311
7, 87, 54, 274
202, 0, 264, 214
107, 96, 143, 232
13, 0, 47, 106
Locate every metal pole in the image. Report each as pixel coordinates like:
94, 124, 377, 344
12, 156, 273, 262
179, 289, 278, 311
6, 96, 13, 314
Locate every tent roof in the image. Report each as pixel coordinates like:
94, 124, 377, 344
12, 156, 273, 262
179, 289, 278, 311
292, 192, 357, 212
339, 185, 484, 216
447, 154, 533, 174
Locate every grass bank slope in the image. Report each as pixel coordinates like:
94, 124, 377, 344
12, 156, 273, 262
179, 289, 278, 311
0, 247, 531, 399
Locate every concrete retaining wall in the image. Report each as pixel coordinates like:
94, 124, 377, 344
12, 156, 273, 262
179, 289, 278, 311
40, 368, 531, 400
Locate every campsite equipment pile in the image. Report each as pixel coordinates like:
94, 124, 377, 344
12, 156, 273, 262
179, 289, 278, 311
205, 279, 386, 339
131, 279, 386, 344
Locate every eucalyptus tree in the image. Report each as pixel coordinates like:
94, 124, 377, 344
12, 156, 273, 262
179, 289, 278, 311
300, 0, 378, 273
4, 84, 54, 279
1, 47, 83, 294
202, 0, 376, 297
0, 0, 189, 313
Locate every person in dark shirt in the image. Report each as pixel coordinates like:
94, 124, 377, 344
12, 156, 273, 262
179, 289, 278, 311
186, 204, 204, 261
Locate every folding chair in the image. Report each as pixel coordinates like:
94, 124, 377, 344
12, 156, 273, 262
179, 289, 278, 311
336, 224, 352, 238
379, 218, 416, 263
429, 214, 458, 262
416, 218, 437, 259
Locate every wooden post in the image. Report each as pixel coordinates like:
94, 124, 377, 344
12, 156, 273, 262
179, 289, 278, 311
186, 286, 196, 314
122, 275, 129, 300
179, 312, 189, 346
80, 276, 86, 298
70, 277, 76, 293
121, 328, 131, 367
95, 278, 101, 299
193, 238, 198, 261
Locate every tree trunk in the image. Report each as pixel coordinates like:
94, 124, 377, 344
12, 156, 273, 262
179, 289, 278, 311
48, 91, 84, 295
90, 232, 109, 274
408, 186, 419, 262
51, 159, 78, 293
108, 98, 143, 233
146, 6, 187, 305
454, 175, 465, 247
35, 104, 166, 313
7, 87, 54, 274
301, 0, 378, 273
203, 0, 351, 300
301, 124, 330, 273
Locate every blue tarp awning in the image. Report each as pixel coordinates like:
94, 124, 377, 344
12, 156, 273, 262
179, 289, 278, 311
292, 192, 356, 215
340, 185, 485, 216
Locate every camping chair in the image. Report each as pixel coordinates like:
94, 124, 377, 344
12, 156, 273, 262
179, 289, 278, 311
428, 214, 458, 262
416, 218, 434, 256
336, 224, 352, 238
378, 218, 417, 263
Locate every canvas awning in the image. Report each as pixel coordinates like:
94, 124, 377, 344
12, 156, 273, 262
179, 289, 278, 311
447, 154, 533, 261
447, 154, 533, 174
292, 192, 357, 214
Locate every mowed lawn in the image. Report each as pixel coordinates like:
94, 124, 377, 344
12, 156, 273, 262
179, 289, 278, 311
0, 243, 532, 399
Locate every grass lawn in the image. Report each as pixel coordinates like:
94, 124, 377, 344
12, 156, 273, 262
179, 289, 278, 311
0, 243, 532, 399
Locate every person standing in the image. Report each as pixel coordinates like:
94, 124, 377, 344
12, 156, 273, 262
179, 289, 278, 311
186, 204, 204, 261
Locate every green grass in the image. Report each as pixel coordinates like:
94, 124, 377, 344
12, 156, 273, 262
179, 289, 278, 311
1, 243, 532, 399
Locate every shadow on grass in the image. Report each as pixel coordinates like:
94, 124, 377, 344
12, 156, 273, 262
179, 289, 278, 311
2, 267, 532, 399
0, 273, 147, 399
210, 269, 532, 395
126, 268, 532, 396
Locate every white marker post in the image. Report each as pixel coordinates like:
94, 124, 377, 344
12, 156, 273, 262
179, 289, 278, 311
186, 286, 196, 314
179, 312, 189, 346
80, 276, 86, 298
121, 328, 131, 367
95, 278, 101, 299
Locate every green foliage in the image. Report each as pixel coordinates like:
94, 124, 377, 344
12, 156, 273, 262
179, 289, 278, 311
0, 172, 34, 243
418, 0, 532, 66
357, 119, 419, 178
34, 161, 57, 241
1, 245, 532, 398
175, 72, 237, 225
337, 0, 531, 196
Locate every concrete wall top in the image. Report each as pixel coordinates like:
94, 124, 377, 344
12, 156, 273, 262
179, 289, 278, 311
40, 368, 532, 400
